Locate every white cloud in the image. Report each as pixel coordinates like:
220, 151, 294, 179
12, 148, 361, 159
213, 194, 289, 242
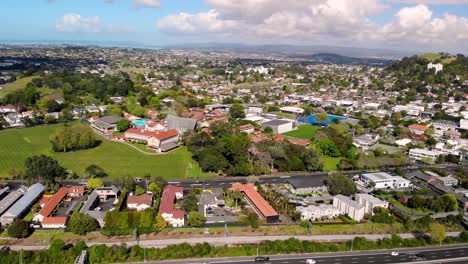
157, 0, 468, 52
390, 0, 468, 4
133, 0, 160, 8
56, 13, 129, 33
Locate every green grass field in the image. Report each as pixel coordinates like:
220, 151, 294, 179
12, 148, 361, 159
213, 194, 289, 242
320, 155, 342, 171
283, 125, 319, 139
420, 53, 456, 64
0, 76, 38, 97
0, 123, 205, 179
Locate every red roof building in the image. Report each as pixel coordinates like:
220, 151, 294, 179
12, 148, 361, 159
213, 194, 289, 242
159, 185, 185, 227
34, 188, 70, 227
230, 183, 279, 223
41, 216, 68, 228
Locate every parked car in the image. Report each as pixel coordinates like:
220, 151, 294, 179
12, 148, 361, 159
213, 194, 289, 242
255, 256, 270, 263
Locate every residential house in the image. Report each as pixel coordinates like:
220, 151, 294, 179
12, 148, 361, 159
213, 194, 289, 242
408, 124, 428, 136
159, 185, 185, 227
239, 124, 255, 134
68, 186, 85, 198
127, 193, 153, 211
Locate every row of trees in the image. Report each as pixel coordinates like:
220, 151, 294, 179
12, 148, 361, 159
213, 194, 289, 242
3, 232, 468, 263
406, 194, 458, 213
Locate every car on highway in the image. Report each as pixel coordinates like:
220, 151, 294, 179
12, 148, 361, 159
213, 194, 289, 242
254, 256, 270, 263
305, 259, 316, 264
391, 251, 399, 256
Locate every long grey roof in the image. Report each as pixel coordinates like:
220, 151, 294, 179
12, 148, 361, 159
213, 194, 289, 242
99, 115, 122, 125
167, 115, 197, 133
0, 190, 23, 216
2, 183, 44, 218
0, 187, 9, 199
80, 191, 99, 212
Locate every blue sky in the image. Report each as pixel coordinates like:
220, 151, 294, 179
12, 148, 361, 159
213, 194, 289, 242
1, 0, 468, 53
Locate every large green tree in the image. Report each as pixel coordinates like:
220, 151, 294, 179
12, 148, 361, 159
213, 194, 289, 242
229, 103, 246, 119
67, 213, 99, 235
50, 125, 99, 152
25, 155, 67, 181
188, 211, 206, 227
327, 173, 357, 196
7, 219, 30, 238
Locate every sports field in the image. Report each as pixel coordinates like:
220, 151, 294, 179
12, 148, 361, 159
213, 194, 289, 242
0, 123, 205, 179
283, 124, 319, 139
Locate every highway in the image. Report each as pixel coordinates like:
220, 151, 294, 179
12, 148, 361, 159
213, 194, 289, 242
151, 244, 468, 264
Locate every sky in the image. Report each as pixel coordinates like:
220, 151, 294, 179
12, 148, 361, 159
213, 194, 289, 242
1, 0, 468, 53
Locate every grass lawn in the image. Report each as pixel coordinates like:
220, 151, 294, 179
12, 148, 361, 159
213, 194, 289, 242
320, 155, 343, 172
0, 123, 205, 179
312, 222, 405, 235
283, 125, 319, 139
0, 76, 38, 97
420, 53, 456, 64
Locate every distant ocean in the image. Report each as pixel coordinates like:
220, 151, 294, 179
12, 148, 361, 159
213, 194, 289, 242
0, 39, 161, 50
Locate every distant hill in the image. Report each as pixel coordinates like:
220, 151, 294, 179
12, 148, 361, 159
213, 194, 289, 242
292, 53, 397, 66
419, 53, 456, 65
164, 43, 413, 58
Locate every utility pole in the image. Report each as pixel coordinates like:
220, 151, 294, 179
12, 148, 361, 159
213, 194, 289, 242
350, 238, 354, 252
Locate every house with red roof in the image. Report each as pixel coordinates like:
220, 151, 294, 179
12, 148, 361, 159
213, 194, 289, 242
68, 186, 85, 198
230, 183, 279, 223
146, 120, 167, 132
124, 128, 156, 142
159, 185, 185, 227
42, 216, 68, 229
239, 124, 255, 134
127, 193, 153, 211
408, 124, 428, 135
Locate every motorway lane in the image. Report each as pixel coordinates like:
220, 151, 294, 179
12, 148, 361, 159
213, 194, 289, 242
177, 246, 468, 264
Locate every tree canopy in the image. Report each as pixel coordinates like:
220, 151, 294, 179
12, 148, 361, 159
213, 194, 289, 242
25, 155, 67, 182
327, 174, 357, 196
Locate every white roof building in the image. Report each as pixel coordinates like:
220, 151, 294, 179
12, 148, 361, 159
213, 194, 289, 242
360, 172, 412, 190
